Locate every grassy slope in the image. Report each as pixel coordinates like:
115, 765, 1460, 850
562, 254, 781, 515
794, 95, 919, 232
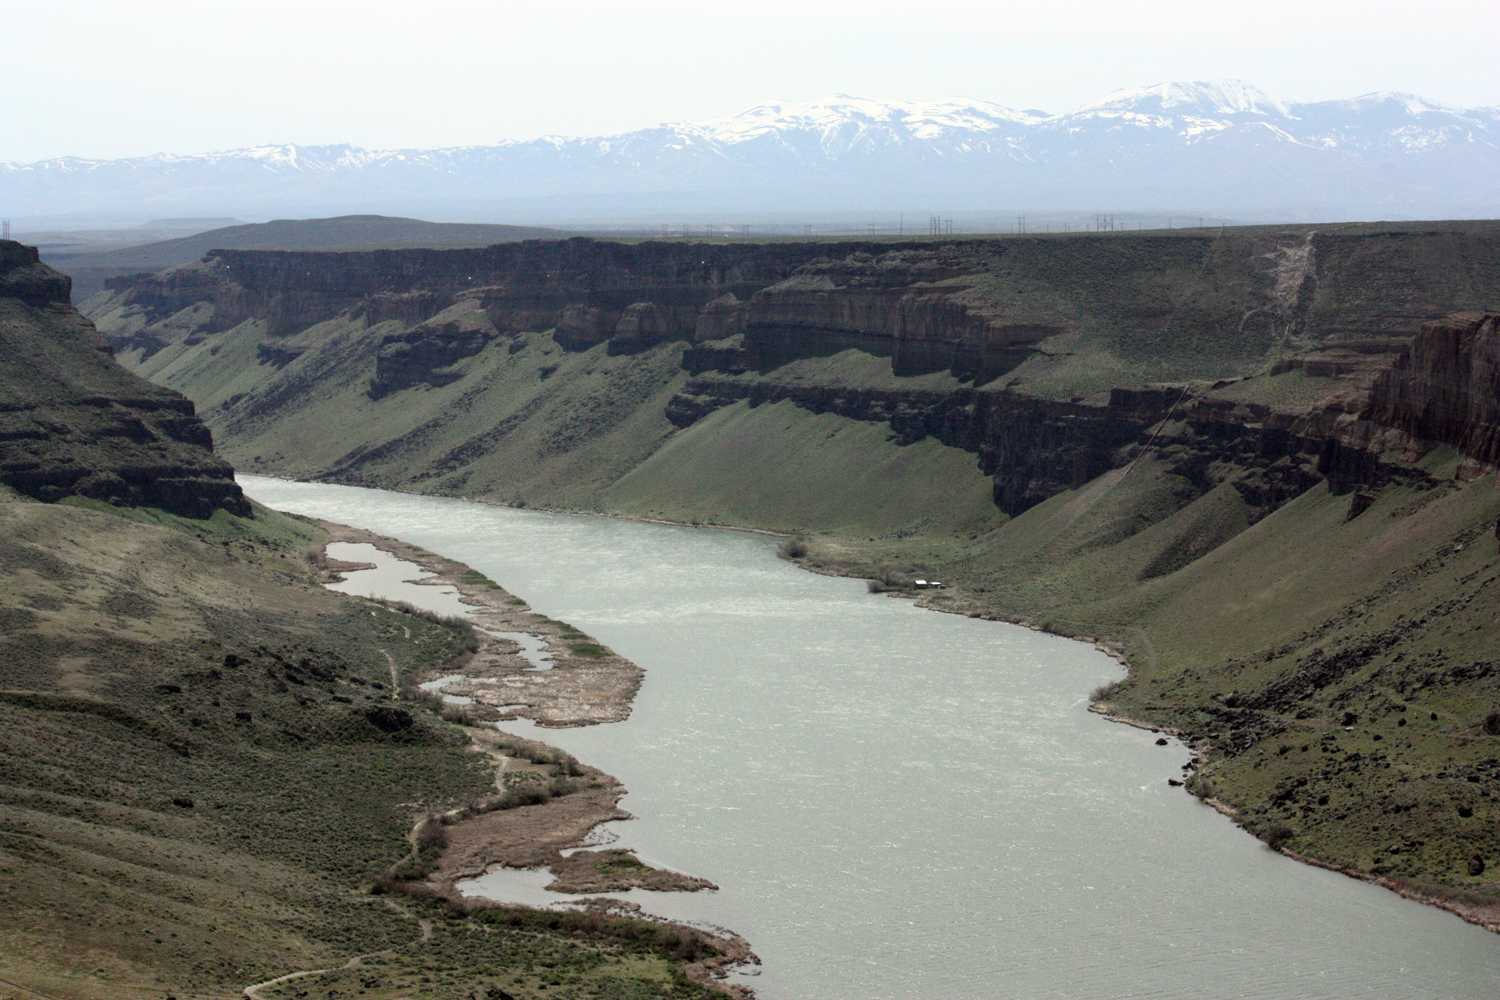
120, 314, 689, 511
0, 497, 719, 1000
802, 447, 1500, 897
606, 398, 1001, 537
119, 308, 1001, 538
90, 227, 1500, 908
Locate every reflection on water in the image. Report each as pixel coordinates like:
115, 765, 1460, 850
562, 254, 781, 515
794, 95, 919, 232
247, 476, 1500, 1000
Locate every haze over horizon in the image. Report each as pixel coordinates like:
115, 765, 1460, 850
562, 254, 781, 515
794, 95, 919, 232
9, 0, 1498, 164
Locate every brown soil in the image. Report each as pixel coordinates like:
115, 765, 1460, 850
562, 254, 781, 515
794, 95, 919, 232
429, 727, 715, 894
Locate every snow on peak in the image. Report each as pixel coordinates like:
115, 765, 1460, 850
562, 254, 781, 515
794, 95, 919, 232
1069, 80, 1289, 119
1333, 91, 1456, 116
673, 95, 1043, 145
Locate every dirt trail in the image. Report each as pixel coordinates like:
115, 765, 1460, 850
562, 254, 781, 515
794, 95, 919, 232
240, 902, 430, 1000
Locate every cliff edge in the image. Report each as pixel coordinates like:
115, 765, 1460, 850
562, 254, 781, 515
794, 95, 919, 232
0, 240, 248, 517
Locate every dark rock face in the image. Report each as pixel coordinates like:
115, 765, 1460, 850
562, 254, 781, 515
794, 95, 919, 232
94, 235, 1500, 526
668, 376, 1167, 515
0, 241, 73, 305
0, 241, 249, 518
107, 238, 1069, 398
666, 337, 1434, 521
1362, 312, 1500, 467
368, 300, 501, 398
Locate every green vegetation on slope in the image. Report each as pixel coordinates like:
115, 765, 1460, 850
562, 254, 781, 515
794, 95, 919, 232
118, 316, 691, 512
88, 226, 1500, 919
607, 398, 1002, 536
0, 497, 724, 1000
795, 447, 1500, 906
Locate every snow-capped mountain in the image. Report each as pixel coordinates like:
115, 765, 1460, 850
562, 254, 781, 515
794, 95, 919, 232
5, 82, 1499, 222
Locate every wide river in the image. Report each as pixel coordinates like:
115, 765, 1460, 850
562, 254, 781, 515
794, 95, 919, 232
243, 476, 1499, 999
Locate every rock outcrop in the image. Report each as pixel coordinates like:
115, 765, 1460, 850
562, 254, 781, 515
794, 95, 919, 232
0, 241, 248, 517
89, 229, 1500, 522
1361, 311, 1500, 468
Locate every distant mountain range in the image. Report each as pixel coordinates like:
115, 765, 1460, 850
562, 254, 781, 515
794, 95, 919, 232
7, 81, 1500, 222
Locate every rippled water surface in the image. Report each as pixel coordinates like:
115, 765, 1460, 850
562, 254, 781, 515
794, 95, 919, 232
243, 476, 1500, 999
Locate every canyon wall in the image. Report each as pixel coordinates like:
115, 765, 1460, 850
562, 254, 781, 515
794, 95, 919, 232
0, 241, 247, 517
92, 227, 1500, 524
87, 229, 1500, 900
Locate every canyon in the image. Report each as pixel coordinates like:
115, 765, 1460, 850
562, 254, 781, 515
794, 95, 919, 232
86, 223, 1500, 923
0, 242, 735, 1000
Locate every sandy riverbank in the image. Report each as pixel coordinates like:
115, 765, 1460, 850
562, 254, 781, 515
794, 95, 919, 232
312, 520, 755, 995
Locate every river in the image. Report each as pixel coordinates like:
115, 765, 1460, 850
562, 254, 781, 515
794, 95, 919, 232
241, 475, 1500, 1000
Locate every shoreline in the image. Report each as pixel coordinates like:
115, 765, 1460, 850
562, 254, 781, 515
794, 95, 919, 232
311, 519, 757, 996
270, 478, 1500, 946
783, 547, 1500, 937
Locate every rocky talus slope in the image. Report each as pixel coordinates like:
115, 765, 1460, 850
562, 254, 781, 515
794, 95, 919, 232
93, 226, 1500, 914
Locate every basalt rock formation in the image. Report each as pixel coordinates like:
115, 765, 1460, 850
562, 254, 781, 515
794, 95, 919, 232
0, 241, 248, 517
88, 226, 1500, 907
1361, 311, 1500, 467
92, 225, 1500, 521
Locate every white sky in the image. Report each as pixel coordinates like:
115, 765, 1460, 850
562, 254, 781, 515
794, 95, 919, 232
7, 0, 1500, 163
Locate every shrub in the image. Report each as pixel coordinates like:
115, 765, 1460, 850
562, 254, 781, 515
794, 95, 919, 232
1184, 773, 1215, 800
779, 537, 807, 559
378, 599, 479, 651
1090, 680, 1122, 702
1257, 821, 1294, 851
414, 814, 449, 851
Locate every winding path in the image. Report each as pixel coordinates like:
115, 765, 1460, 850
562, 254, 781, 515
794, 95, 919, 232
240, 906, 432, 1000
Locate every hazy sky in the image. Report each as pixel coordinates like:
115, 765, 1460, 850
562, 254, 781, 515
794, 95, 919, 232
9, 0, 1499, 163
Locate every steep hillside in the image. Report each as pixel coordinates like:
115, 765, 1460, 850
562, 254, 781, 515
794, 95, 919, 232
0, 240, 247, 517
0, 246, 731, 1000
91, 227, 1500, 921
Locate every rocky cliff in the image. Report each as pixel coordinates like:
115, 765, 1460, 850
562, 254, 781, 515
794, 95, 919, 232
1361, 311, 1500, 468
90, 225, 1500, 518
85, 225, 1500, 909
0, 241, 247, 517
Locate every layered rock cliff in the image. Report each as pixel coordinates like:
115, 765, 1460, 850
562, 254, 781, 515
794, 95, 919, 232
1361, 311, 1500, 468
90, 226, 1500, 521
0, 241, 248, 517
86, 227, 1500, 906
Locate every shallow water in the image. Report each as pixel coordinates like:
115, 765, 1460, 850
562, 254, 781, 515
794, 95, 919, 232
245, 476, 1500, 1000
